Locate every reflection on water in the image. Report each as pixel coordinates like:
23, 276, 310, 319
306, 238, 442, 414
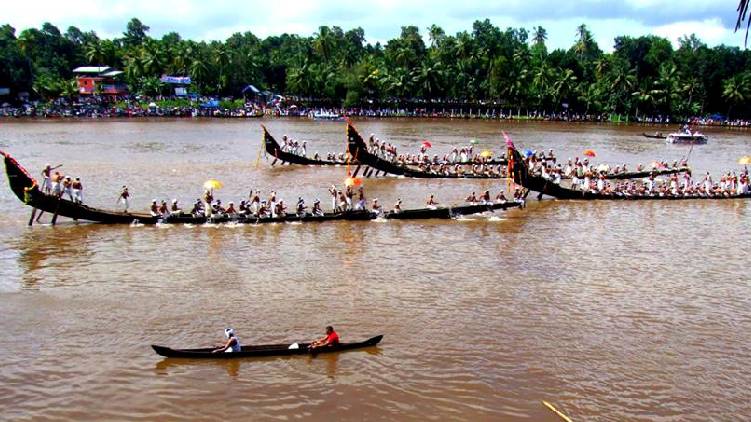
0, 119, 749, 421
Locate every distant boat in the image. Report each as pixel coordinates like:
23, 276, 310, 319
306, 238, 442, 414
665, 131, 708, 145
311, 110, 344, 121
642, 131, 666, 139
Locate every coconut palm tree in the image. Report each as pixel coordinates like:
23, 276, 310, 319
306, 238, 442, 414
85, 41, 104, 65
532, 26, 547, 46
723, 75, 748, 119
736, 0, 750, 44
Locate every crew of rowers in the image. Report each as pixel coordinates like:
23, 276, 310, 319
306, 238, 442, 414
523, 152, 750, 196
279, 134, 351, 163
365, 135, 560, 177
40, 164, 84, 203
464, 188, 527, 206
587, 170, 750, 197
525, 153, 689, 187
147, 185, 376, 219
279, 135, 308, 157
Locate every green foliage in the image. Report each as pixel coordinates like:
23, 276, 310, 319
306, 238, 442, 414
3, 18, 751, 118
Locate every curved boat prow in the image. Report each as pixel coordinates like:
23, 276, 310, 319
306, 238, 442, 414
364, 335, 384, 346
3, 150, 37, 202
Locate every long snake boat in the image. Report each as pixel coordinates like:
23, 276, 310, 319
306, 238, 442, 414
346, 123, 688, 180
263, 125, 353, 166
263, 125, 507, 169
3, 150, 519, 225
152, 335, 383, 359
346, 123, 505, 179
506, 145, 751, 200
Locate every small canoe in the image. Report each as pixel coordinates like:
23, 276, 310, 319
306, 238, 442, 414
642, 132, 666, 139
152, 335, 383, 359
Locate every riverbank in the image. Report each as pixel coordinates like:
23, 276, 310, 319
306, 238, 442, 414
2, 107, 750, 129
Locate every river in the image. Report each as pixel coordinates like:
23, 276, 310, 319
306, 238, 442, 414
0, 118, 749, 421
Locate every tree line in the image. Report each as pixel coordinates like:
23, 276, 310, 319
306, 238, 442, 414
1, 18, 750, 118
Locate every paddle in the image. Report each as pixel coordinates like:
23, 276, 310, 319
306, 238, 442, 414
28, 208, 37, 226
50, 196, 62, 225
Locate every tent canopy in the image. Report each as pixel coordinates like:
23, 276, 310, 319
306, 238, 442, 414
242, 84, 260, 94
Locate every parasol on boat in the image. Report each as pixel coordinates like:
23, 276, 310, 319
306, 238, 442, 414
583, 149, 597, 157
344, 177, 362, 187
203, 179, 224, 190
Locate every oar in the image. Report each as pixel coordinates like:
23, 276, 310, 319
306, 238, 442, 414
363, 166, 371, 178
28, 208, 37, 226
50, 197, 62, 225
352, 165, 361, 177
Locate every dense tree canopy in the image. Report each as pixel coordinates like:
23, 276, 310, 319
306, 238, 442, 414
1, 17, 750, 118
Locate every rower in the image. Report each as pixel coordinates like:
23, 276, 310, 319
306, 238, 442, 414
480, 190, 491, 204
312, 199, 324, 216
203, 189, 214, 217
372, 198, 383, 216
118, 186, 130, 211
213, 199, 226, 214
355, 187, 366, 210
170, 199, 182, 215
40, 163, 62, 193
150, 200, 159, 216
62, 176, 73, 201
71, 177, 83, 203
296, 197, 307, 216
495, 191, 507, 203
393, 198, 402, 213
274, 200, 287, 217
51, 171, 64, 197
158, 200, 169, 216
225, 201, 237, 215
213, 328, 242, 353
329, 185, 338, 212
308, 326, 339, 351
258, 201, 269, 218
427, 194, 438, 206
465, 191, 478, 204
190, 199, 203, 216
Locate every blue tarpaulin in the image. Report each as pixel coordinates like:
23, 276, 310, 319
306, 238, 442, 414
160, 75, 192, 84
200, 100, 219, 108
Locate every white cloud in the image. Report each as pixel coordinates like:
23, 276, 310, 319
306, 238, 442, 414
2, 0, 745, 50
653, 18, 732, 46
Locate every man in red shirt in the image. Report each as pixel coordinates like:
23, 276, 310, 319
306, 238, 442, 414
309, 326, 339, 351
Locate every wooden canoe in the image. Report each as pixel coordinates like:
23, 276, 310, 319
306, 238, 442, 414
152, 335, 383, 359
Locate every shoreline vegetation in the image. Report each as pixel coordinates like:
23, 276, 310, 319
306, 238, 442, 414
1, 18, 750, 124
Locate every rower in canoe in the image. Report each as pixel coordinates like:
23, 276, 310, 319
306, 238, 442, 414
213, 328, 242, 353
309, 326, 339, 351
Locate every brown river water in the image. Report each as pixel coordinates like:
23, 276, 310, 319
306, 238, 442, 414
0, 118, 749, 421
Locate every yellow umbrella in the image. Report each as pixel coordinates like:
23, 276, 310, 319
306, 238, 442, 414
739, 156, 751, 164
480, 150, 493, 158
203, 179, 224, 190
344, 177, 362, 187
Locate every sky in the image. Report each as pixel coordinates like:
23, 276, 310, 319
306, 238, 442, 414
3, 0, 746, 51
